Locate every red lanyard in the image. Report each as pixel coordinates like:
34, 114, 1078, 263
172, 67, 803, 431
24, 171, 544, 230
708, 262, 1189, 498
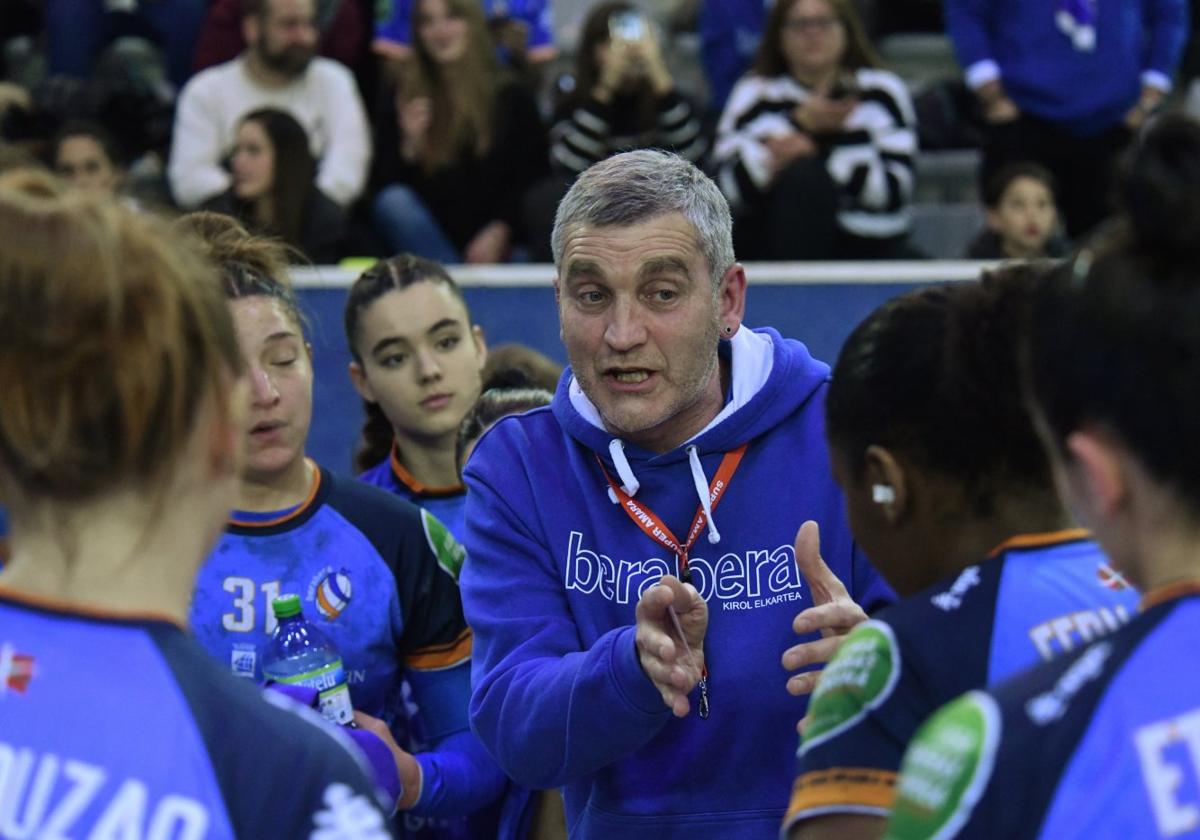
598, 444, 747, 583
597, 444, 748, 719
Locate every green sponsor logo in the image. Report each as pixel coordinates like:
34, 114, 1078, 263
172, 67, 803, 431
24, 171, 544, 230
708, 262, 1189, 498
801, 620, 900, 753
885, 691, 1000, 840
422, 509, 466, 580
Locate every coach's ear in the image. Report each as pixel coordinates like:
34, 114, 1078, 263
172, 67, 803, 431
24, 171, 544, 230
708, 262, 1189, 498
717, 264, 747, 335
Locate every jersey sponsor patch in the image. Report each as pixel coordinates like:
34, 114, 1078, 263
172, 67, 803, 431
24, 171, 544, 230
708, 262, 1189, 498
801, 620, 901, 754
230, 644, 257, 678
421, 510, 465, 581
885, 691, 1000, 840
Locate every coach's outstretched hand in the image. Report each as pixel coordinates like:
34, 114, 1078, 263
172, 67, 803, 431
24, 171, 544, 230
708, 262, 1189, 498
635, 575, 707, 717
782, 520, 869, 696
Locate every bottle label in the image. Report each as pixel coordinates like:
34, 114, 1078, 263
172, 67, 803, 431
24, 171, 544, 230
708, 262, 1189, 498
273, 660, 355, 725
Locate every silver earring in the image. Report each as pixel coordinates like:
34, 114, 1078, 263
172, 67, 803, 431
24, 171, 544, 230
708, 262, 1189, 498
871, 484, 895, 504
724, 324, 734, 335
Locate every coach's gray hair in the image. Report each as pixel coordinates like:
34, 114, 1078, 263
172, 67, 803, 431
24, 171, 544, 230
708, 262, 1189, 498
551, 150, 736, 287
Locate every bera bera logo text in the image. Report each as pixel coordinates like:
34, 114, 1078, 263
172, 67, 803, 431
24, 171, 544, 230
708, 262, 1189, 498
564, 531, 805, 608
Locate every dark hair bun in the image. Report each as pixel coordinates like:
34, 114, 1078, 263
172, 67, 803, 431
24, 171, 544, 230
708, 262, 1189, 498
1121, 114, 1200, 258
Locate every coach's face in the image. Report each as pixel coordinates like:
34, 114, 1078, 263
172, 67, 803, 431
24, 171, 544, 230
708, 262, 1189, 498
557, 212, 745, 452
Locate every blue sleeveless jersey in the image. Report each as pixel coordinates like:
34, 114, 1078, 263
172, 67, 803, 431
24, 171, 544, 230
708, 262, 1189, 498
359, 446, 468, 545
787, 531, 1139, 828
0, 588, 393, 838
887, 591, 1200, 839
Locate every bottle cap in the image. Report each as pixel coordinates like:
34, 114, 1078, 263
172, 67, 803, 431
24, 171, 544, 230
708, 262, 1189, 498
272, 594, 302, 619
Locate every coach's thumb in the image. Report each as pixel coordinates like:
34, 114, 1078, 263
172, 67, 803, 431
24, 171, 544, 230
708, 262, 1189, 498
794, 520, 847, 605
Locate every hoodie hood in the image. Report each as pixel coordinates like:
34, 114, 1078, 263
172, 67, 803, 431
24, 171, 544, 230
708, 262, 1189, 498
553, 326, 830, 465
552, 326, 831, 549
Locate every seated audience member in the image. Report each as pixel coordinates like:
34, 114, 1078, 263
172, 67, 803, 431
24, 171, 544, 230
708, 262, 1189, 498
481, 342, 563, 393
168, 0, 370, 209
51, 120, 125, 200
549, 2, 706, 176
713, 0, 917, 260
345, 254, 487, 542
523, 0, 707, 260
178, 219, 509, 824
886, 113, 1200, 840
966, 161, 1069, 260
203, 108, 347, 263
371, 0, 547, 264
784, 265, 1138, 840
0, 176, 395, 838
192, 0, 368, 75
459, 149, 895, 839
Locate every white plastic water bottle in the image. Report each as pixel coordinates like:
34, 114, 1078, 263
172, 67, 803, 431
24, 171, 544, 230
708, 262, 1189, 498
261, 594, 355, 725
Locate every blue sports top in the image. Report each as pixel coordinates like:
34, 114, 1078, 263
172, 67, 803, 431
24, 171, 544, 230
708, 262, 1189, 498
786, 530, 1139, 829
359, 443, 468, 545
190, 462, 504, 818
885, 587, 1200, 839
0, 587, 394, 839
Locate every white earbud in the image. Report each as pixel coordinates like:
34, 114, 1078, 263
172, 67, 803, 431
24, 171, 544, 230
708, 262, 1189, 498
871, 484, 896, 504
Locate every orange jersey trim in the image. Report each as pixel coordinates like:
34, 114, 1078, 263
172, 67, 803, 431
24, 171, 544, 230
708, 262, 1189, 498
229, 459, 323, 528
986, 528, 1091, 559
0, 584, 187, 630
390, 444, 464, 498
1140, 580, 1200, 612
406, 627, 472, 671
784, 767, 897, 825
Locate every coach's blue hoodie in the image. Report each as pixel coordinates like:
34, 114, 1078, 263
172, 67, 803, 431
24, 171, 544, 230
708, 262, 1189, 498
460, 327, 894, 839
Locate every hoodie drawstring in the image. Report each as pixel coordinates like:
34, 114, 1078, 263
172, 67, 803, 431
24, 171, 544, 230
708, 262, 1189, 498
685, 445, 721, 545
607, 438, 640, 503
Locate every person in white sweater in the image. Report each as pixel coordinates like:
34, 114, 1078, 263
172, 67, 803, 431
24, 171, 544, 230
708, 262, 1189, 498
168, 0, 370, 209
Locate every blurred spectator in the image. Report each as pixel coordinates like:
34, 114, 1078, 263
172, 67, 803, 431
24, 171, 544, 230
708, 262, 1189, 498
374, 0, 556, 68
945, 0, 1189, 238
966, 161, 1069, 260
193, 0, 369, 76
53, 124, 121, 197
523, 0, 706, 260
168, 0, 371, 208
371, 0, 547, 263
550, 2, 706, 174
713, 0, 917, 259
202, 108, 347, 262
699, 0, 768, 114
43, 0, 207, 89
